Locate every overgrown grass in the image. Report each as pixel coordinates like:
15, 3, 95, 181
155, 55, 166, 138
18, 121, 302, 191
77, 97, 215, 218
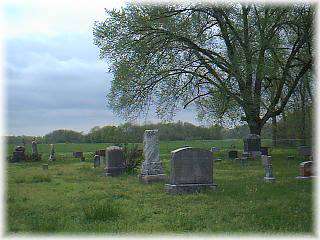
6, 140, 313, 234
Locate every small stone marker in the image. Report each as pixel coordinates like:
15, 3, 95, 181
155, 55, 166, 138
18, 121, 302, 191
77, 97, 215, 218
296, 161, 314, 179
211, 147, 220, 152
11, 146, 26, 162
93, 154, 100, 168
165, 147, 217, 194
228, 150, 238, 159
139, 130, 166, 183
48, 144, 55, 161
73, 151, 83, 158
105, 146, 126, 176
42, 164, 49, 170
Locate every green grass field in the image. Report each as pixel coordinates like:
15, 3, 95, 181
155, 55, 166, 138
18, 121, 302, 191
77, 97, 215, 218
6, 140, 313, 234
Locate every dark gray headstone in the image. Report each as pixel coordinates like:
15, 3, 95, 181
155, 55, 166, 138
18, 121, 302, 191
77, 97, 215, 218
73, 151, 83, 158
228, 150, 238, 159
298, 146, 312, 157
260, 147, 269, 156
11, 146, 26, 162
105, 146, 126, 176
243, 134, 261, 152
165, 147, 217, 194
31, 141, 38, 156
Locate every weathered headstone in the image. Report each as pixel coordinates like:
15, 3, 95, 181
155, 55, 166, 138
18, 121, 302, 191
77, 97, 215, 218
105, 146, 126, 176
93, 154, 100, 168
165, 147, 217, 194
228, 150, 238, 159
263, 156, 275, 182
31, 140, 41, 161
296, 161, 314, 179
48, 144, 55, 161
139, 130, 166, 183
243, 134, 261, 158
31, 140, 38, 156
11, 146, 26, 163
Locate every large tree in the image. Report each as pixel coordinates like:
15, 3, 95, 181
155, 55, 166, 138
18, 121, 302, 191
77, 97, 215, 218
93, 3, 314, 135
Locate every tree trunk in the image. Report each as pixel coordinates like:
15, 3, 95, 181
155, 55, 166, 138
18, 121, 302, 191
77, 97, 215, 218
272, 116, 277, 147
300, 83, 306, 145
248, 120, 262, 135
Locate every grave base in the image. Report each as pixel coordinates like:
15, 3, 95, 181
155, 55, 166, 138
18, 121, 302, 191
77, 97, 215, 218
296, 176, 315, 179
263, 177, 276, 182
165, 183, 217, 194
139, 174, 166, 183
105, 167, 125, 177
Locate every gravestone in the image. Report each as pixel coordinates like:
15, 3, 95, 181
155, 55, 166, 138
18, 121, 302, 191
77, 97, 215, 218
31, 140, 38, 156
243, 134, 261, 158
96, 149, 106, 165
139, 130, 166, 183
260, 147, 269, 156
11, 146, 26, 162
48, 144, 55, 161
296, 161, 314, 179
298, 146, 312, 161
165, 147, 217, 194
31, 140, 41, 161
93, 154, 100, 168
228, 150, 238, 159
263, 156, 275, 182
261, 155, 271, 166
73, 151, 83, 158
105, 146, 126, 176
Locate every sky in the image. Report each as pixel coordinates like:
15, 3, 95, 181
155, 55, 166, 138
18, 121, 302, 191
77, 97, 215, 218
2, 0, 198, 136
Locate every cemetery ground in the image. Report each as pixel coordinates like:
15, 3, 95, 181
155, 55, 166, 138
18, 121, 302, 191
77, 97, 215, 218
6, 140, 313, 234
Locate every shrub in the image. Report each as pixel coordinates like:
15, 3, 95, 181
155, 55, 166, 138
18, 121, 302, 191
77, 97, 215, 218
83, 201, 121, 222
121, 143, 143, 174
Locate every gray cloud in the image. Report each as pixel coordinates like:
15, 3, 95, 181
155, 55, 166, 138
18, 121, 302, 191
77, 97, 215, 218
5, 32, 199, 136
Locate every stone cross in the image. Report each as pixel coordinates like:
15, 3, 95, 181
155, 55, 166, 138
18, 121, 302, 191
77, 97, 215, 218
93, 154, 100, 168
105, 146, 126, 176
165, 147, 217, 194
139, 130, 166, 183
49, 144, 55, 161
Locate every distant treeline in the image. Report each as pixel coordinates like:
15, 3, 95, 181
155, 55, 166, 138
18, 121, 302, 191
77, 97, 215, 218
6, 108, 312, 145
